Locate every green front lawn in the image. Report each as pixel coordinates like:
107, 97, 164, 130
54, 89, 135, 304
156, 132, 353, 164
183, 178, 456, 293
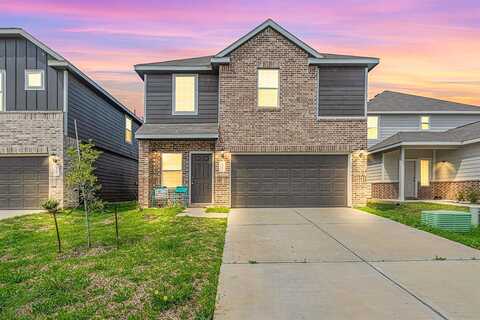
0, 206, 227, 319
204, 207, 230, 214
358, 201, 480, 250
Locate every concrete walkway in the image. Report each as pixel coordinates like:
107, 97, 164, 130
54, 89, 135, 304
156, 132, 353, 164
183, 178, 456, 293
214, 208, 480, 320
0, 210, 45, 220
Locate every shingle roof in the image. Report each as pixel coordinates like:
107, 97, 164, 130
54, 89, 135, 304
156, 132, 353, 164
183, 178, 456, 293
368, 120, 480, 153
368, 91, 480, 113
135, 123, 218, 139
134, 19, 379, 76
135, 56, 214, 68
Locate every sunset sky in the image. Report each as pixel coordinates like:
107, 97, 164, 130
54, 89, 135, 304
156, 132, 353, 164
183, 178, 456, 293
2, 0, 479, 117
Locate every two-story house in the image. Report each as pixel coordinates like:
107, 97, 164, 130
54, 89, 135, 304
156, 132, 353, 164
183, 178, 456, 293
134, 19, 379, 208
0, 28, 142, 209
367, 91, 480, 201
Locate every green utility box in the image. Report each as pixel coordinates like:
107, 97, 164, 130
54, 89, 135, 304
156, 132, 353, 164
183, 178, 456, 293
421, 210, 472, 233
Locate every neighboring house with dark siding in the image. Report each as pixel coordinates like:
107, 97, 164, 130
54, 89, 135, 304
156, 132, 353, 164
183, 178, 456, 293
367, 91, 480, 201
0, 28, 142, 209
134, 19, 379, 208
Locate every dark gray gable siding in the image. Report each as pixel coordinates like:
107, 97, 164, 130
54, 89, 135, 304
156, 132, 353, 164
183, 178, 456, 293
67, 74, 139, 160
0, 37, 64, 111
145, 73, 218, 124
318, 66, 366, 117
95, 149, 138, 202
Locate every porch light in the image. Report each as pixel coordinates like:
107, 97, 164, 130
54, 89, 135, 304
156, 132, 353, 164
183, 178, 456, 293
358, 150, 368, 158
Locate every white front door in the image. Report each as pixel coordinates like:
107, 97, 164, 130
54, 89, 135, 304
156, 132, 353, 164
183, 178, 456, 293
405, 160, 416, 198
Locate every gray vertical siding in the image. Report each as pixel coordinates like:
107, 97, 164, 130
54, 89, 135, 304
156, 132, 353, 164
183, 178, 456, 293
145, 73, 218, 123
318, 66, 366, 117
0, 37, 64, 111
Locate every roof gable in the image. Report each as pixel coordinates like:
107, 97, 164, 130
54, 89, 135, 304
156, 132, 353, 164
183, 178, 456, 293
0, 28, 142, 123
215, 19, 323, 59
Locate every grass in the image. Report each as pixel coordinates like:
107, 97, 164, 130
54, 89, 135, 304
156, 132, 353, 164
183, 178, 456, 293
0, 206, 227, 319
204, 207, 230, 214
358, 201, 480, 250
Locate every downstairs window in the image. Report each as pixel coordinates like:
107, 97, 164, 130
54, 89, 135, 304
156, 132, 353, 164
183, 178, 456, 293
162, 153, 182, 188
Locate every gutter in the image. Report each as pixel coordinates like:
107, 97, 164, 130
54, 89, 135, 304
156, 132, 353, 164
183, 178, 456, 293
368, 141, 462, 154
308, 57, 379, 71
135, 134, 219, 140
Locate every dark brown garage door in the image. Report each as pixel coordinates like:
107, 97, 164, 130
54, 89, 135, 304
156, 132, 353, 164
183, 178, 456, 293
0, 157, 49, 209
231, 155, 348, 208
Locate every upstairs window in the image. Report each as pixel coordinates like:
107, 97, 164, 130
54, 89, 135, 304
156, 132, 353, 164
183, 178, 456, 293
125, 116, 133, 144
173, 74, 197, 114
367, 116, 378, 139
25, 69, 45, 90
162, 153, 182, 188
258, 69, 279, 108
0, 70, 4, 111
420, 116, 430, 130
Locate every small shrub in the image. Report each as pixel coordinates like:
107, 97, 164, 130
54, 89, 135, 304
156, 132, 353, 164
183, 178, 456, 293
466, 189, 480, 204
41, 199, 62, 253
205, 206, 230, 213
42, 199, 60, 213
457, 191, 466, 202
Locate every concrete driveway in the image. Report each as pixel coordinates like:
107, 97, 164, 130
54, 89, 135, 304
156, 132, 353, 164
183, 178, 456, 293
0, 210, 45, 220
214, 208, 480, 320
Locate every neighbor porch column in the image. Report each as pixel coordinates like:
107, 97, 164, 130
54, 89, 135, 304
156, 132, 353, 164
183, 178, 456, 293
399, 147, 405, 201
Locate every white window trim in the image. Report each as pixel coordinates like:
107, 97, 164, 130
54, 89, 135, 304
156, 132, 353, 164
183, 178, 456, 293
161, 152, 183, 188
172, 74, 198, 115
0, 70, 5, 111
257, 68, 280, 109
420, 115, 430, 130
125, 115, 133, 144
367, 115, 379, 140
25, 69, 45, 91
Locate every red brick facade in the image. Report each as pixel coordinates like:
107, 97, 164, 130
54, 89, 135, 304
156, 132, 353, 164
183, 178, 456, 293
370, 181, 480, 201
432, 181, 480, 200
371, 183, 399, 200
138, 140, 215, 207
138, 27, 368, 208
215, 27, 367, 206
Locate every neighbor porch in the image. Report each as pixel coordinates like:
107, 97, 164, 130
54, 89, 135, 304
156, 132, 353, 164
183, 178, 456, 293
368, 145, 479, 201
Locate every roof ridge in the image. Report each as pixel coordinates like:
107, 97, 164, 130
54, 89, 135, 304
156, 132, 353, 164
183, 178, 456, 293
214, 19, 323, 59
380, 90, 480, 108
134, 55, 214, 67
447, 119, 480, 133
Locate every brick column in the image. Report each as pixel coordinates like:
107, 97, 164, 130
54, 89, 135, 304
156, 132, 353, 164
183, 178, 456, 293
351, 150, 368, 206
214, 151, 231, 207
138, 140, 150, 208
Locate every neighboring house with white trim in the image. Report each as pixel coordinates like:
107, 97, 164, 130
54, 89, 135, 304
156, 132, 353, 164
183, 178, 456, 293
0, 28, 142, 209
367, 91, 480, 201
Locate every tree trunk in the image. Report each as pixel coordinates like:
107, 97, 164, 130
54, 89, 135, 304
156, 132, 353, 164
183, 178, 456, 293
53, 212, 62, 253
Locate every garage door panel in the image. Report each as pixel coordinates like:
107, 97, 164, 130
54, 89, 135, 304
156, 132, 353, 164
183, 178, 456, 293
231, 155, 347, 208
0, 157, 49, 209
24, 185, 39, 194
274, 179, 290, 193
